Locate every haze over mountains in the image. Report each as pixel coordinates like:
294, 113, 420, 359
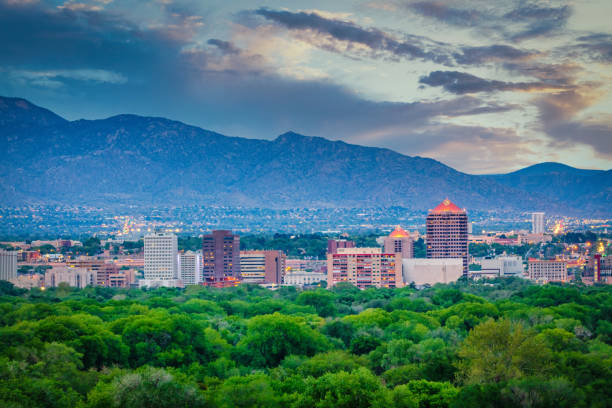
0, 96, 610, 215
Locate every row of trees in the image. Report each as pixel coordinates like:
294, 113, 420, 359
0, 278, 611, 407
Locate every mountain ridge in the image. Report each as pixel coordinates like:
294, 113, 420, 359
0, 96, 610, 215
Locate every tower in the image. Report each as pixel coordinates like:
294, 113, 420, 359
426, 199, 469, 276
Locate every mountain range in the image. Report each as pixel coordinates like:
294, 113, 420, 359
0, 96, 610, 215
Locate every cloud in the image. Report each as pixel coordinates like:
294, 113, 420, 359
207, 38, 241, 55
405, 1, 572, 41
454, 45, 536, 65
419, 70, 559, 94
253, 7, 453, 65
12, 69, 127, 87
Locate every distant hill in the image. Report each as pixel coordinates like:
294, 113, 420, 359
0, 96, 610, 215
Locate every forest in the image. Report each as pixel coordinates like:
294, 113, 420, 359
0, 278, 611, 408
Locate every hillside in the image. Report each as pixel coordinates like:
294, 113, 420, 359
0, 96, 609, 214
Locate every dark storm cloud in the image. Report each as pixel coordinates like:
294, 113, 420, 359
454, 45, 535, 65
207, 39, 241, 55
255, 8, 538, 67
419, 71, 553, 94
254, 8, 453, 64
406, 1, 572, 41
572, 34, 612, 62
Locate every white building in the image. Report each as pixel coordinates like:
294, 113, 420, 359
143, 233, 178, 287
471, 255, 524, 279
283, 271, 327, 287
0, 249, 17, 281
528, 259, 567, 283
44, 267, 96, 289
532, 212, 545, 234
178, 250, 202, 286
402, 258, 463, 287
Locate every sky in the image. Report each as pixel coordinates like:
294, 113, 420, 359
1, 0, 611, 174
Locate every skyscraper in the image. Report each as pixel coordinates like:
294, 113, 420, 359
202, 230, 240, 280
178, 250, 202, 286
532, 212, 545, 234
0, 249, 17, 281
426, 199, 469, 276
143, 233, 178, 282
383, 226, 414, 259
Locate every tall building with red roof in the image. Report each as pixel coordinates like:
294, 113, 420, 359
384, 226, 414, 259
426, 199, 468, 276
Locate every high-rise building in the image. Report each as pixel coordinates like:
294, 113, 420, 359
143, 233, 178, 282
240, 250, 286, 284
202, 230, 240, 280
327, 247, 403, 289
0, 249, 17, 281
178, 250, 202, 286
327, 239, 355, 255
426, 199, 469, 276
384, 226, 414, 259
528, 259, 567, 283
532, 212, 545, 234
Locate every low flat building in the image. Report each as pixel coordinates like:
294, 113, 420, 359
470, 255, 524, 279
10, 273, 44, 289
402, 258, 463, 286
138, 279, 183, 288
283, 271, 327, 287
528, 259, 567, 283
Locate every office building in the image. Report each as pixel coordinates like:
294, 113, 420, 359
285, 259, 327, 275
327, 239, 355, 255
67, 259, 109, 286
0, 249, 17, 281
45, 267, 96, 289
240, 250, 286, 284
532, 212, 545, 234
383, 226, 413, 259
178, 250, 203, 286
426, 199, 469, 275
402, 258, 463, 286
202, 230, 240, 280
528, 259, 567, 283
327, 247, 403, 289
143, 233, 178, 284
283, 271, 327, 287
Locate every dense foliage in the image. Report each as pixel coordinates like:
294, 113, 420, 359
0, 279, 611, 407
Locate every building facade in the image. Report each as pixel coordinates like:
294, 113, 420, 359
240, 250, 286, 284
471, 255, 524, 278
426, 199, 469, 276
327, 247, 403, 289
202, 230, 240, 280
178, 250, 202, 286
0, 249, 17, 281
283, 271, 327, 287
327, 239, 355, 255
44, 267, 96, 288
383, 226, 414, 259
528, 259, 567, 283
532, 212, 545, 234
143, 233, 178, 282
402, 258, 463, 286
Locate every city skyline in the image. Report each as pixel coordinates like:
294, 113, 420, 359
1, 0, 611, 173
